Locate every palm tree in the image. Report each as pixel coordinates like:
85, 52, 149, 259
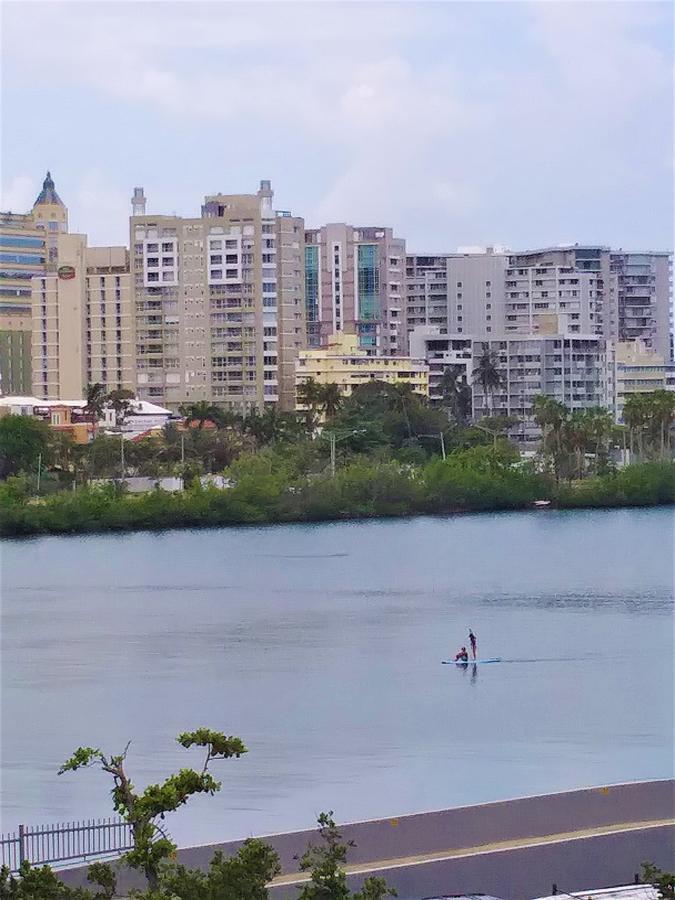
652, 390, 675, 459
472, 344, 503, 416
582, 406, 614, 474
296, 377, 323, 429
84, 383, 108, 436
319, 382, 343, 422
179, 401, 224, 430
439, 365, 472, 424
563, 409, 590, 481
532, 394, 568, 480
623, 394, 648, 461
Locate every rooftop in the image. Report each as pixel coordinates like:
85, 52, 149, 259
33, 171, 65, 208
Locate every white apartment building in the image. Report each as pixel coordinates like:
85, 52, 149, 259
406, 248, 508, 349
411, 326, 616, 443
130, 181, 305, 411
304, 224, 406, 356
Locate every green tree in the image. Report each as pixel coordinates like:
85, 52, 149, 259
583, 406, 615, 474
471, 344, 503, 416
532, 395, 569, 481
439, 365, 472, 425
178, 402, 225, 430
320, 383, 344, 422
623, 393, 649, 460
157, 840, 281, 900
642, 862, 675, 899
652, 390, 675, 459
107, 389, 136, 428
297, 812, 395, 900
0, 415, 51, 479
297, 377, 324, 429
84, 383, 108, 433
58, 729, 247, 889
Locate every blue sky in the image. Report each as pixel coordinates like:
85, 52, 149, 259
1, 1, 673, 252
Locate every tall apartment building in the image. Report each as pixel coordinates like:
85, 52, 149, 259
406, 248, 508, 347
0, 172, 69, 394
610, 252, 672, 360
504, 246, 615, 340
304, 224, 406, 355
410, 326, 616, 443
131, 181, 304, 411
32, 234, 134, 399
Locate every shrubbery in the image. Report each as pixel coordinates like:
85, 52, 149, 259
1, 450, 672, 539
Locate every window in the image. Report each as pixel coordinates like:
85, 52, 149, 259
211, 255, 223, 264
226, 254, 238, 264
162, 257, 174, 266
226, 269, 238, 278
162, 242, 173, 252
210, 240, 222, 250
147, 243, 158, 252
147, 258, 159, 267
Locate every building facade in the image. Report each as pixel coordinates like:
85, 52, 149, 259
304, 224, 406, 355
296, 331, 428, 401
131, 180, 305, 411
406, 248, 508, 348
615, 339, 670, 422
411, 326, 616, 443
31, 235, 134, 399
0, 172, 69, 395
504, 246, 615, 341
610, 252, 672, 360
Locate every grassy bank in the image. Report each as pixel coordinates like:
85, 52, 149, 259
1, 454, 673, 539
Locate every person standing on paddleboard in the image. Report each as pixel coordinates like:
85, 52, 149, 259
469, 629, 477, 660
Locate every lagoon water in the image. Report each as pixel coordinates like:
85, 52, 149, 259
1, 508, 673, 846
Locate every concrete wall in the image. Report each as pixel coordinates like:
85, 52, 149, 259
58, 780, 674, 897
269, 825, 675, 900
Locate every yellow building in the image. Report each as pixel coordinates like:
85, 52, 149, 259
295, 331, 429, 403
616, 339, 669, 421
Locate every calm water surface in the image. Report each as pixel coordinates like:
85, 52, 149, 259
1, 508, 673, 845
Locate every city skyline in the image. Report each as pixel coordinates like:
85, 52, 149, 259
1, 1, 673, 252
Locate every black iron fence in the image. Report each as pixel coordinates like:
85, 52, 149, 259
0, 818, 133, 873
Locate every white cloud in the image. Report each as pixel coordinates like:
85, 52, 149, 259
2, 1, 672, 249
71, 171, 130, 246
0, 175, 37, 214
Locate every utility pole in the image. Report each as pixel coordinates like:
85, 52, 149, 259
330, 433, 336, 478
181, 433, 185, 465
439, 430, 446, 461
120, 432, 125, 481
36, 453, 42, 494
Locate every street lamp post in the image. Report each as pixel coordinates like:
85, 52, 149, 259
325, 428, 366, 476
419, 433, 447, 460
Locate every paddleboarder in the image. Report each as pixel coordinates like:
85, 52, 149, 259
469, 629, 477, 660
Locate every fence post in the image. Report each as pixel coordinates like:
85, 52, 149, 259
18, 825, 26, 866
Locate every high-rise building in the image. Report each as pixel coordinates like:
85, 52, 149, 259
31, 234, 134, 400
504, 246, 615, 341
406, 248, 508, 347
411, 326, 616, 443
615, 339, 670, 422
0, 172, 68, 395
304, 224, 406, 355
130, 181, 305, 411
610, 252, 672, 360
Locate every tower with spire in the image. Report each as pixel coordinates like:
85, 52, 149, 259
31, 171, 68, 265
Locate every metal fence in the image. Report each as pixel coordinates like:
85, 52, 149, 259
0, 818, 133, 872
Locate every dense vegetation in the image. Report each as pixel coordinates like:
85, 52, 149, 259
0, 382, 673, 538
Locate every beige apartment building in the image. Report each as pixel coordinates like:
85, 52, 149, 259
615, 339, 670, 422
296, 331, 428, 401
31, 234, 134, 399
0, 172, 69, 394
304, 224, 406, 356
130, 181, 305, 411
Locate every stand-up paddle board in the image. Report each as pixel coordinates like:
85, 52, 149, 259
441, 658, 502, 665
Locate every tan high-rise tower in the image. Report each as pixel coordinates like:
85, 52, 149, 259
0, 172, 69, 395
130, 180, 305, 411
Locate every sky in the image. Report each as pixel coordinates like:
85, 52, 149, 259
1, 0, 673, 253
